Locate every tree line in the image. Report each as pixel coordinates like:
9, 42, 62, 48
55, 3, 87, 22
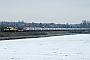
0, 20, 90, 32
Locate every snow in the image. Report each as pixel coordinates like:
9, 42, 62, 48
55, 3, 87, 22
0, 34, 90, 60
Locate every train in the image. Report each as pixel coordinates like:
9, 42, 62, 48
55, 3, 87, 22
4, 26, 89, 32
22, 27, 89, 31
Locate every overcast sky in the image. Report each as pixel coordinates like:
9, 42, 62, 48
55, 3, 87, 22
0, 0, 90, 23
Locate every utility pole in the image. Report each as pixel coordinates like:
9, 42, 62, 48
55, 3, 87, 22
14, 22, 16, 33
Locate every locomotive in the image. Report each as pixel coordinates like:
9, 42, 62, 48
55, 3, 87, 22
4, 27, 18, 32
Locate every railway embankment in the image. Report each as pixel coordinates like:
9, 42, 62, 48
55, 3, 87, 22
0, 31, 69, 40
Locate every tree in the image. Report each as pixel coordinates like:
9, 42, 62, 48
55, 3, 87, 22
0, 24, 4, 32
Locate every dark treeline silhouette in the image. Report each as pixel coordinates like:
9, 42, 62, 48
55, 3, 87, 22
0, 20, 90, 32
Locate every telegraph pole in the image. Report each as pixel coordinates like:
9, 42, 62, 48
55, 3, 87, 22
14, 22, 16, 33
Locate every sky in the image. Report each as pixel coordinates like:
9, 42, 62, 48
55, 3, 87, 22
0, 0, 90, 23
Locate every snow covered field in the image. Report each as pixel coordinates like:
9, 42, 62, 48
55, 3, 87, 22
0, 34, 90, 60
